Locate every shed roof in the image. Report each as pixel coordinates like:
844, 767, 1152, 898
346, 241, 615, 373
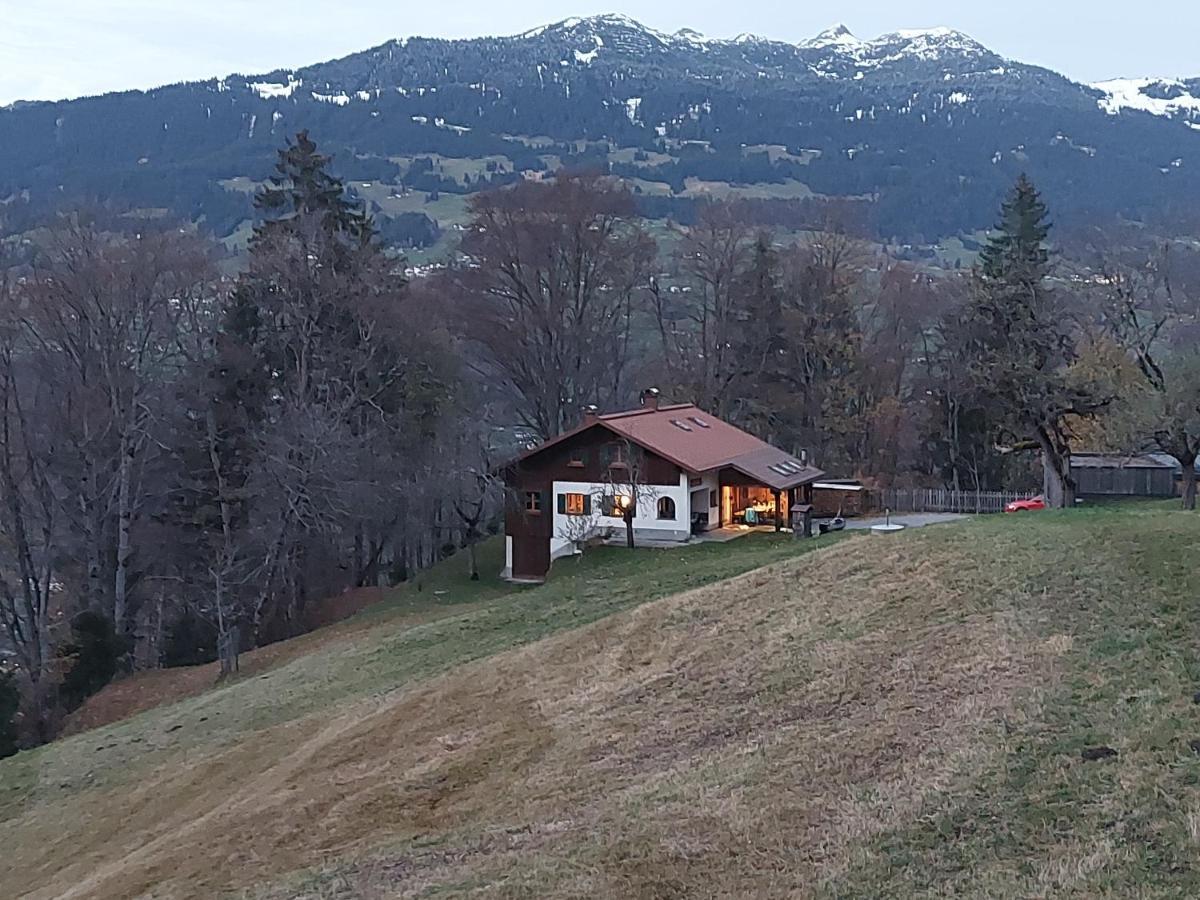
1071, 453, 1176, 470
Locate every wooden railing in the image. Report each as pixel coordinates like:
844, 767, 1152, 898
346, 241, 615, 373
871, 488, 1038, 515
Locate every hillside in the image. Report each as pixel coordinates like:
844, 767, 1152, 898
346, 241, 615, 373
3, 507, 1200, 897
3, 15, 1200, 251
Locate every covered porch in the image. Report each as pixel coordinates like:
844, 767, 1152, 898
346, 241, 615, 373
716, 477, 811, 531
687, 448, 822, 534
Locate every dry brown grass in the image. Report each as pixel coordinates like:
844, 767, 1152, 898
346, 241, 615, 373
2, 531, 1055, 899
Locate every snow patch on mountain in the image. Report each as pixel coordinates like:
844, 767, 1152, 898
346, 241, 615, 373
1092, 78, 1200, 119
312, 91, 350, 106
250, 76, 301, 100
573, 33, 605, 65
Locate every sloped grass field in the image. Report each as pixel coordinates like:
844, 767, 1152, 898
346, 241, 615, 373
0, 533, 837, 898
3, 506, 1200, 898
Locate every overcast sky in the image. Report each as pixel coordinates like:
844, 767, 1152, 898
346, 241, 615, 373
2, 1, 1196, 105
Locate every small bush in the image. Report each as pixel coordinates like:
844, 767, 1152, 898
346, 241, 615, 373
60, 611, 128, 711
161, 607, 218, 668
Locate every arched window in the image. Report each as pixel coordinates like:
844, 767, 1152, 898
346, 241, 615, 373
657, 496, 676, 520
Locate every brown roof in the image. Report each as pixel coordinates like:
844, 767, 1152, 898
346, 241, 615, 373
514, 403, 825, 490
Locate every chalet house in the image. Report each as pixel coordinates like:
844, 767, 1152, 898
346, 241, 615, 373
501, 391, 824, 582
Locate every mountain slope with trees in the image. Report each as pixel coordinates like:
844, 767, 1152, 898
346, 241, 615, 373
2, 15, 1199, 244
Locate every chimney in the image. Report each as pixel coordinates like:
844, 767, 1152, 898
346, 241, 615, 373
641, 387, 661, 410
800, 449, 809, 467
582, 404, 600, 423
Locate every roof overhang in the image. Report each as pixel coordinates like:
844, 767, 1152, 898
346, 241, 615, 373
721, 447, 825, 491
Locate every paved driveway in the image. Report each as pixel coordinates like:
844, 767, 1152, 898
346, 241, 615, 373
842, 512, 967, 530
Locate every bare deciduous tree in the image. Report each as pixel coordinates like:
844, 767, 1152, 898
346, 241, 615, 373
452, 174, 657, 439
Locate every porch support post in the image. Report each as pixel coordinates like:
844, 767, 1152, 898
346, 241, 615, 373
772, 489, 782, 532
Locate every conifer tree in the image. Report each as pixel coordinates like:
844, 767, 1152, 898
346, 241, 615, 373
979, 174, 1050, 282
967, 175, 1107, 508
253, 130, 373, 246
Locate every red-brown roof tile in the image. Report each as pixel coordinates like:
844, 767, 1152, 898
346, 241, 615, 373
512, 403, 824, 490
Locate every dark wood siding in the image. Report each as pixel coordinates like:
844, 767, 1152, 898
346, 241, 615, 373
502, 424, 684, 579
507, 425, 683, 487
1073, 466, 1176, 498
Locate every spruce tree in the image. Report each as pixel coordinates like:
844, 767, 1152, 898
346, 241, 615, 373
733, 233, 787, 434
979, 174, 1050, 283
968, 175, 1106, 507
253, 130, 373, 246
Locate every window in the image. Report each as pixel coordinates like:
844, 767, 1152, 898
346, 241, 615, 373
567, 448, 588, 468
657, 496, 677, 520
559, 492, 588, 516
709, 490, 718, 509
525, 491, 542, 514
602, 441, 630, 467
601, 494, 634, 517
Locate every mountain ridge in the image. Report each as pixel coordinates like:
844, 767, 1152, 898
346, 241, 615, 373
2, 13, 1199, 248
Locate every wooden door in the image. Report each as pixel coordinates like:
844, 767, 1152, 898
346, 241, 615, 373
511, 535, 551, 581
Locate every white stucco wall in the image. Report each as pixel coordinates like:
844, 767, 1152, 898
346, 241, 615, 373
551, 474, 692, 545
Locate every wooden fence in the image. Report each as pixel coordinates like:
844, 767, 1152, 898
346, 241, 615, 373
871, 488, 1038, 515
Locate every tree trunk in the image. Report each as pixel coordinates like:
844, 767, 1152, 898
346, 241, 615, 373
624, 512, 635, 549
82, 460, 106, 614
467, 537, 479, 581
1182, 455, 1197, 511
114, 429, 134, 637
1037, 427, 1075, 509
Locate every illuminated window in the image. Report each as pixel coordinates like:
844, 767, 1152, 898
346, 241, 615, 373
601, 494, 634, 517
563, 493, 586, 515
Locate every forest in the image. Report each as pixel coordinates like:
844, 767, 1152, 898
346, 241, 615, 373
1, 131, 1197, 753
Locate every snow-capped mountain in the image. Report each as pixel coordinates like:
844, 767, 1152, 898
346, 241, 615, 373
1, 14, 1198, 244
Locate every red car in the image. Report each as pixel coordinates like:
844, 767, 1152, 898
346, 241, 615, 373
1005, 495, 1046, 513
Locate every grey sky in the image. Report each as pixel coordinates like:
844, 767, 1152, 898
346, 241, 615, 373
2, 1, 1195, 105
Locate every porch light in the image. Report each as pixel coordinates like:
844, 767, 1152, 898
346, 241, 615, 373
618, 494, 631, 509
